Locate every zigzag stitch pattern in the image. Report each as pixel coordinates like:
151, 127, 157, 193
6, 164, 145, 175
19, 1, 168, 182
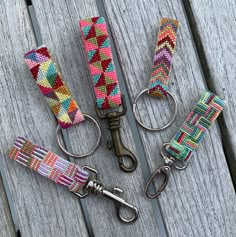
148, 18, 179, 97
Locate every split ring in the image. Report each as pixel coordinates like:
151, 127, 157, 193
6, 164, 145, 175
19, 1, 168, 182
56, 114, 101, 158
133, 88, 177, 131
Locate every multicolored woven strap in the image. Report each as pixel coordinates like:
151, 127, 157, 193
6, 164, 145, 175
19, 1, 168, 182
8, 137, 89, 193
24, 46, 84, 129
148, 18, 179, 97
167, 91, 224, 161
80, 17, 122, 110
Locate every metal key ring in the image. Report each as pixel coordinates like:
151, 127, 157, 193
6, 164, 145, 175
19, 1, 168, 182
56, 114, 101, 158
133, 88, 177, 131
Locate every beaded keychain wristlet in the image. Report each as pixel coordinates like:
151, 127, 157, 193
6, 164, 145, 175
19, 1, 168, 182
24, 46, 101, 158
133, 18, 179, 131
79, 17, 137, 172
8, 136, 138, 223
145, 91, 224, 198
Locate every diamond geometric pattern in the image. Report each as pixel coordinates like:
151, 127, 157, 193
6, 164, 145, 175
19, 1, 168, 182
167, 92, 224, 161
8, 137, 89, 193
148, 18, 179, 97
24, 46, 84, 128
80, 17, 122, 110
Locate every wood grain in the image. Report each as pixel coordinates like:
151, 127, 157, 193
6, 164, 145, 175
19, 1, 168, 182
1, 0, 236, 236
31, 0, 161, 236
186, 0, 236, 183
0, 0, 89, 236
0, 175, 16, 237
103, 0, 236, 236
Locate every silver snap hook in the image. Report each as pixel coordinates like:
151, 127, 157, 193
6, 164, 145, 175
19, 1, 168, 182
56, 114, 101, 158
73, 166, 139, 223
133, 88, 177, 131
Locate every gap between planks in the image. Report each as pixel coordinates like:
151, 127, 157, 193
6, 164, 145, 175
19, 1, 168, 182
95, 1, 169, 237
26, 0, 169, 236
102, 0, 236, 236
27, 0, 169, 235
182, 0, 236, 188
26, 3, 95, 237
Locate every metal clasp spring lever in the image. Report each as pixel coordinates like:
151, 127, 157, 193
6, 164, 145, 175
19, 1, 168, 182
96, 95, 138, 172
145, 143, 188, 198
74, 166, 139, 223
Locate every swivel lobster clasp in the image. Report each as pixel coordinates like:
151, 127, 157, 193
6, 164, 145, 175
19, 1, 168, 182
96, 95, 138, 172
145, 143, 188, 198
145, 147, 174, 199
75, 166, 139, 223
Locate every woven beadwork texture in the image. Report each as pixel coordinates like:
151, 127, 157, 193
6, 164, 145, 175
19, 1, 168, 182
148, 18, 179, 97
80, 17, 122, 110
24, 46, 84, 129
167, 91, 224, 161
8, 137, 89, 193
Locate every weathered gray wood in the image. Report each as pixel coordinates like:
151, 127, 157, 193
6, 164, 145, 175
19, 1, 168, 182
2, 0, 236, 236
103, 0, 236, 236
0, 176, 16, 237
0, 0, 89, 236
31, 0, 161, 236
186, 0, 236, 183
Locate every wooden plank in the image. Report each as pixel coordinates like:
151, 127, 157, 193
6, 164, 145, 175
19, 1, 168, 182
185, 0, 236, 183
103, 0, 236, 236
0, 0, 89, 236
31, 0, 161, 236
0, 176, 16, 237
